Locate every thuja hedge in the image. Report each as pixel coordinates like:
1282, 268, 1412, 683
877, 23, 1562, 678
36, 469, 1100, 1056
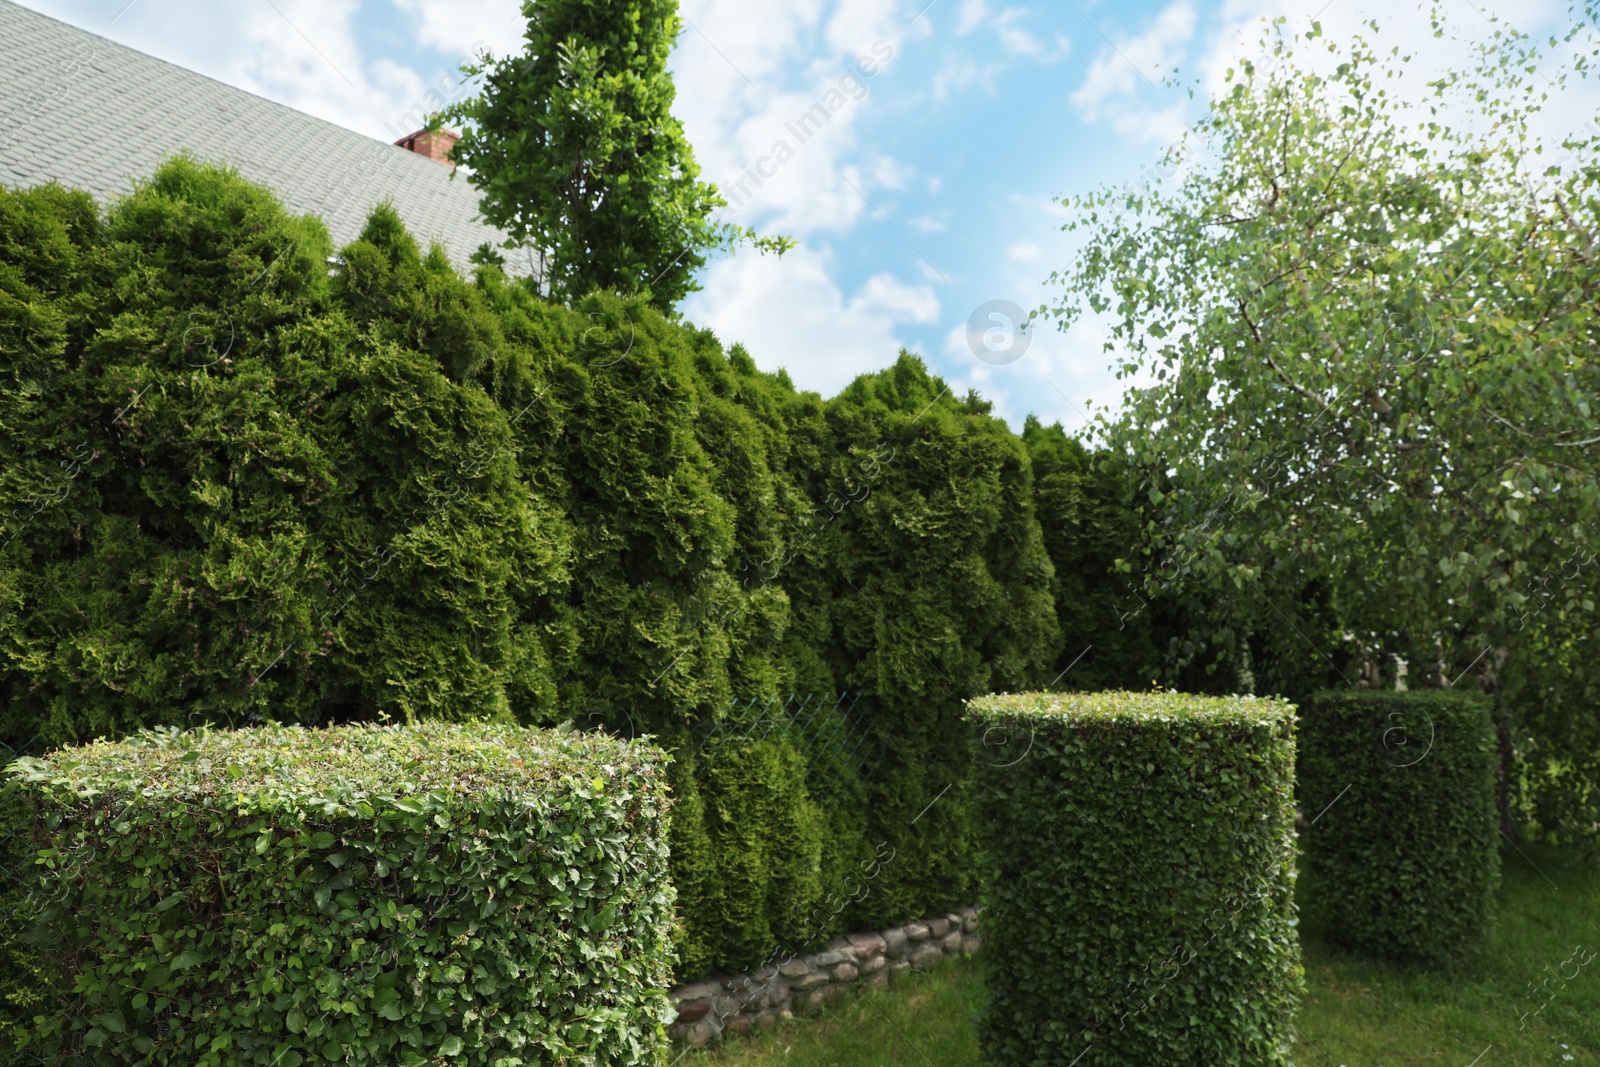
0, 158, 1161, 984
1021, 418, 1167, 693
969, 691, 1302, 1067
775, 365, 1063, 934
5, 722, 673, 1066
1299, 689, 1500, 963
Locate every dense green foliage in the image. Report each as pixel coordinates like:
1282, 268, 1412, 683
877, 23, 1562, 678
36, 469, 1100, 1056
1020, 417, 1167, 692
670, 738, 827, 977
0, 757, 44, 1056
968, 691, 1301, 1066
781, 368, 1062, 933
0, 158, 1146, 996
5, 722, 673, 1066
1048, 10, 1600, 837
440, 0, 787, 309
0, 162, 557, 740
1299, 689, 1501, 964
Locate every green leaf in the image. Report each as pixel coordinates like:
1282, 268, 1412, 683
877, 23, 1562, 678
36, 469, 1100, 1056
373, 987, 404, 1021
90, 1010, 126, 1034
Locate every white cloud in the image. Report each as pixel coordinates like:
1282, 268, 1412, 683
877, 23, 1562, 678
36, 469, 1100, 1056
871, 155, 916, 190
679, 0, 830, 86
391, 0, 526, 62
1071, 0, 1196, 117
671, 0, 914, 236
993, 9, 1057, 59
711, 91, 877, 233
856, 272, 941, 323
915, 257, 958, 285
950, 3, 1067, 61
685, 245, 936, 397
1105, 97, 1192, 147
367, 57, 478, 140
825, 0, 913, 57
940, 305, 1128, 439
908, 212, 950, 233
956, 0, 991, 36
931, 55, 1001, 99
1007, 242, 1041, 262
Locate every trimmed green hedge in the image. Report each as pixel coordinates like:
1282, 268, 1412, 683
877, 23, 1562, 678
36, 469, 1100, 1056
5, 722, 673, 1066
969, 691, 1301, 1067
0, 763, 45, 1056
1299, 688, 1500, 963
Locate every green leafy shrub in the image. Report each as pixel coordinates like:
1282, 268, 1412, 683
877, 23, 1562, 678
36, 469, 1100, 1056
1299, 688, 1500, 963
1, 755, 46, 1055
6, 722, 673, 1066
968, 691, 1301, 1067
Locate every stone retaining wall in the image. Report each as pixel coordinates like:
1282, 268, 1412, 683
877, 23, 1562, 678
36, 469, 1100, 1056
667, 906, 980, 1045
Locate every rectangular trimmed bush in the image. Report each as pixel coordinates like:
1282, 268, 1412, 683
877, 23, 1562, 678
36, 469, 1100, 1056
968, 691, 1301, 1067
1299, 689, 1500, 963
5, 722, 674, 1066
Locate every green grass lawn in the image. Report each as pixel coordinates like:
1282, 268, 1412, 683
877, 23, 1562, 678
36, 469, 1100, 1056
687, 957, 984, 1067
692, 845, 1600, 1066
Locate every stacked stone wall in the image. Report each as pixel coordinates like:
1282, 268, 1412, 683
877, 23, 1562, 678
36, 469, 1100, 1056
668, 906, 980, 1045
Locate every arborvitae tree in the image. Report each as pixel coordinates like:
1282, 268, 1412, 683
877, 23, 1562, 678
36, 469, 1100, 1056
783, 355, 1062, 927
333, 203, 504, 383
1022, 416, 1164, 692
0, 160, 566, 743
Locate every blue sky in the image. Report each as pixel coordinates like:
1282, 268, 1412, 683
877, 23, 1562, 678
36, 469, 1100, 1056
13, 0, 1592, 434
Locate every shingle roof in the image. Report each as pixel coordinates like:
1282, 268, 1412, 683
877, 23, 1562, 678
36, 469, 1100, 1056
0, 0, 536, 278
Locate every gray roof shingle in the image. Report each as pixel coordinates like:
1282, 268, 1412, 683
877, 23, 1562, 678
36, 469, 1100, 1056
0, 0, 536, 278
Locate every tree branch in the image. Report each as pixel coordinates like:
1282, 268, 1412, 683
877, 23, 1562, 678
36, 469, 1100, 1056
1553, 191, 1596, 270
1237, 298, 1330, 412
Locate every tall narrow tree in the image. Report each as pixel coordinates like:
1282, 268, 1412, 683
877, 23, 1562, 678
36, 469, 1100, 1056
441, 0, 787, 310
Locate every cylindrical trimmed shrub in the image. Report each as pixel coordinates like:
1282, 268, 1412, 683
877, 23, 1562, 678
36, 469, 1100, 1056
6, 722, 674, 1066
968, 691, 1301, 1067
1299, 688, 1500, 963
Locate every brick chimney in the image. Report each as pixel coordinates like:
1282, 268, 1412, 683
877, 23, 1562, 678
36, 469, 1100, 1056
394, 128, 459, 166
